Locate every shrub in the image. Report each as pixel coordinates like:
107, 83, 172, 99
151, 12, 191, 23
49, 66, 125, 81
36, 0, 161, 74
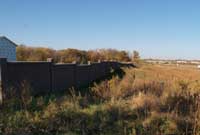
2, 64, 200, 134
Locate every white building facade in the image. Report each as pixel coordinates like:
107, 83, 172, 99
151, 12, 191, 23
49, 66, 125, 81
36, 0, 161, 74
0, 36, 17, 61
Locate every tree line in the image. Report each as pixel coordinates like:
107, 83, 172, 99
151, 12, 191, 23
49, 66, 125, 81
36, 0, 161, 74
17, 45, 140, 63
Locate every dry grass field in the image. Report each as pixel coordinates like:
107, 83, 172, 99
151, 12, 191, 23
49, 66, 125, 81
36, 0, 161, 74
1, 64, 200, 135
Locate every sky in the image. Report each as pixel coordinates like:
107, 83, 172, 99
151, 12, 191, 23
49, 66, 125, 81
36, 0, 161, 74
0, 0, 200, 59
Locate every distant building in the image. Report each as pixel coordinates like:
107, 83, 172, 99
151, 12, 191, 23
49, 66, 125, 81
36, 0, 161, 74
176, 60, 188, 64
0, 36, 17, 61
191, 61, 200, 65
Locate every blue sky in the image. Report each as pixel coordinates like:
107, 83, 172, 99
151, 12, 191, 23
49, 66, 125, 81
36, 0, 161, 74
0, 0, 200, 59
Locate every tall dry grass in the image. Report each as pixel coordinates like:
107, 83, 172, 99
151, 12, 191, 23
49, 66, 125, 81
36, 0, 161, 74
2, 64, 200, 135
91, 64, 200, 134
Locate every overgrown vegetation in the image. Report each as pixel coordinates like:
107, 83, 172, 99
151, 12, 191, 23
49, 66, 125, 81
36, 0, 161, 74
17, 46, 133, 63
1, 64, 200, 134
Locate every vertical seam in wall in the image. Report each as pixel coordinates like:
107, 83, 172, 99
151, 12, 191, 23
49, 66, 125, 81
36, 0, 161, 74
74, 64, 77, 90
88, 65, 91, 85
49, 62, 53, 93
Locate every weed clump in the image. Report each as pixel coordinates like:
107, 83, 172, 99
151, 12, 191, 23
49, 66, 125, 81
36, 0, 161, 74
2, 65, 200, 134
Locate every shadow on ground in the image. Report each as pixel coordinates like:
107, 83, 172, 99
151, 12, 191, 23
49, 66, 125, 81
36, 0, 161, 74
77, 66, 134, 95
